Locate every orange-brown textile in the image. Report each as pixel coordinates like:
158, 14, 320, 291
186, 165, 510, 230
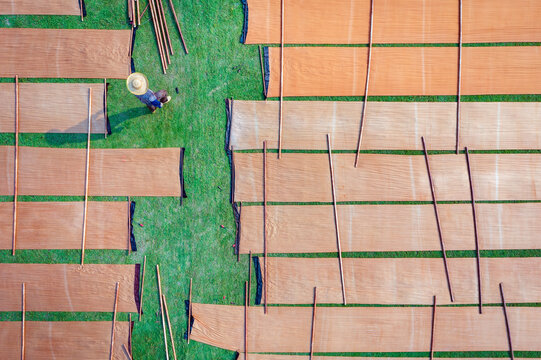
0, 82, 107, 134
230, 100, 541, 150
239, 203, 541, 253
0, 0, 80, 15
266, 46, 541, 96
191, 304, 541, 352
0, 28, 131, 79
0, 146, 181, 196
0, 201, 129, 250
233, 153, 541, 202
0, 321, 129, 360
264, 257, 541, 304
0, 264, 138, 312
245, 0, 541, 44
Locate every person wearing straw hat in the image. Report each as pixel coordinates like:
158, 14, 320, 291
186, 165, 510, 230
127, 72, 171, 113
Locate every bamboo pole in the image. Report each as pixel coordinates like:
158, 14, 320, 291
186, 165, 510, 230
81, 87, 92, 266
309, 287, 317, 360
429, 295, 437, 360
327, 134, 347, 305
141, 2, 150, 19
263, 141, 268, 313
136, 0, 140, 25
79, 0, 84, 21
149, 0, 167, 74
138, 256, 146, 321
122, 344, 133, 360
21, 283, 25, 360
456, 0, 463, 154
103, 78, 108, 139
132, 0, 137, 27
162, 295, 177, 360
354, 0, 374, 168
187, 278, 192, 344
156, 265, 170, 360
157, 0, 173, 56
500, 283, 515, 360
127, 196, 131, 253
248, 251, 252, 307
167, 0, 188, 54
12, 75, 19, 256
128, 0, 132, 24
154, 0, 172, 62
110, 282, 120, 360
277, 0, 285, 159
244, 281, 248, 359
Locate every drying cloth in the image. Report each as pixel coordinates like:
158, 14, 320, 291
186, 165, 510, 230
265, 46, 541, 97
233, 153, 541, 202
0, 28, 131, 78
229, 100, 541, 150
0, 146, 182, 196
0, 264, 139, 312
262, 257, 541, 304
0, 82, 107, 134
0, 321, 129, 359
0, 201, 129, 250
239, 203, 541, 253
0, 0, 80, 15
191, 304, 541, 352
244, 0, 541, 44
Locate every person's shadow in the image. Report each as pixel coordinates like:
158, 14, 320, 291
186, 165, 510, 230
44, 107, 150, 146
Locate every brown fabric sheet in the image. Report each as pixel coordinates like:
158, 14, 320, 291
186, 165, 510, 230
0, 264, 138, 312
233, 153, 541, 202
0, 28, 131, 79
0, 82, 107, 134
245, 0, 541, 44
0, 201, 129, 250
230, 100, 541, 150
191, 304, 541, 352
0, 321, 129, 360
264, 257, 541, 304
0, 0, 80, 15
0, 146, 181, 196
266, 46, 541, 97
240, 203, 541, 253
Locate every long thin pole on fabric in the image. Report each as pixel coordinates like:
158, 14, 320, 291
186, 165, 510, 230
277, 0, 285, 158
81, 87, 92, 266
127, 196, 131, 253
12, 75, 19, 256
465, 147, 482, 314
122, 344, 133, 360
326, 134, 347, 305
421, 137, 454, 302
156, 265, 170, 360
104, 79, 108, 139
187, 278, 192, 343
263, 141, 269, 313
455, 0, 463, 154
162, 295, 178, 360
309, 287, 317, 360
139, 255, 147, 321
429, 295, 436, 360
109, 282, 120, 360
500, 283, 515, 360
21, 283, 25, 360
354, 0, 374, 168
244, 281, 248, 359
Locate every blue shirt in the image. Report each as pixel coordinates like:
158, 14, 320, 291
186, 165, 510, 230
135, 89, 162, 108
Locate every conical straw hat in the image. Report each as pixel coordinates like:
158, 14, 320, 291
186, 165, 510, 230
126, 72, 149, 95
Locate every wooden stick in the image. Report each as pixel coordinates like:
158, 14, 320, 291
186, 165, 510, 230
277, 0, 285, 159
354, 0, 374, 168
122, 344, 133, 360
429, 295, 436, 360
327, 134, 347, 305
136, 0, 141, 26
81, 87, 92, 266
455, 0, 463, 154
128, 313, 132, 355
156, 265, 170, 360
500, 283, 515, 360
110, 282, 120, 360
309, 287, 317, 360
465, 147, 482, 313
12, 75, 19, 256
248, 251, 252, 307
162, 295, 177, 360
139, 255, 146, 321
103, 78, 108, 139
21, 283, 25, 360
132, 0, 137, 27
187, 278, 192, 344
155, 0, 173, 60
244, 281, 248, 360
263, 141, 268, 313
258, 45, 266, 97
155, 0, 170, 64
141, 2, 150, 19
128, 0, 132, 23
167, 0, 189, 54
127, 196, 131, 252
421, 137, 454, 302
79, 0, 84, 21
149, 0, 167, 74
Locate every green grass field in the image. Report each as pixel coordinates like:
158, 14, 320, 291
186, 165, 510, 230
1, 1, 540, 359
